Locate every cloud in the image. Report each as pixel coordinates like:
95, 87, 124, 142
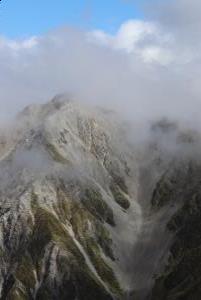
143, 0, 201, 48
0, 0, 201, 129
0, 36, 38, 52
91, 20, 158, 52
145, 0, 201, 28
91, 20, 173, 65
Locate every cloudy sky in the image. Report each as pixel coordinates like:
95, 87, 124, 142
0, 0, 143, 37
1, 0, 201, 126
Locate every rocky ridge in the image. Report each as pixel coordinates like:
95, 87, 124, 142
0, 97, 141, 300
0, 98, 201, 300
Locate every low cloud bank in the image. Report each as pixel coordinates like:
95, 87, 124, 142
0, 0, 201, 129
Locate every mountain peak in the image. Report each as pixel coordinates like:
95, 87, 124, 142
1, 98, 201, 299
0, 98, 141, 300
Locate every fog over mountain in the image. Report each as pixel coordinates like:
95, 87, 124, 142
1, 1, 201, 300
0, 0, 201, 128
0, 97, 200, 300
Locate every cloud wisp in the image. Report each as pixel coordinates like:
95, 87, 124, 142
0, 0, 201, 129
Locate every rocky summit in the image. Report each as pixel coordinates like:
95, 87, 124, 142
0, 97, 201, 300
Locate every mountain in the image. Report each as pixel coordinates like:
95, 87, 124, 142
0, 97, 141, 300
0, 97, 201, 300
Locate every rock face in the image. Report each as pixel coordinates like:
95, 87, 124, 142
0, 98, 141, 300
150, 162, 201, 300
1, 98, 201, 300
138, 120, 201, 300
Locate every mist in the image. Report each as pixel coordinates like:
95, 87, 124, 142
1, 2, 201, 299
0, 0, 201, 131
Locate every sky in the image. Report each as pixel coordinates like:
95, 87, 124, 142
1, 0, 201, 130
0, 0, 143, 38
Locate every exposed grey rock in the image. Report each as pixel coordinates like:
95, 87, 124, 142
0, 97, 141, 300
1, 97, 201, 300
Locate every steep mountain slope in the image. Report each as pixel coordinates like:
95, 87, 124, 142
149, 143, 201, 298
1, 98, 201, 300
150, 161, 201, 300
0, 98, 141, 300
135, 121, 201, 300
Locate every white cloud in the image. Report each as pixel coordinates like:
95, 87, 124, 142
0, 0, 201, 128
91, 19, 174, 66
141, 46, 173, 65
113, 20, 158, 52
0, 36, 38, 52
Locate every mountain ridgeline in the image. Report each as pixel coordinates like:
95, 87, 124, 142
0, 97, 201, 300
